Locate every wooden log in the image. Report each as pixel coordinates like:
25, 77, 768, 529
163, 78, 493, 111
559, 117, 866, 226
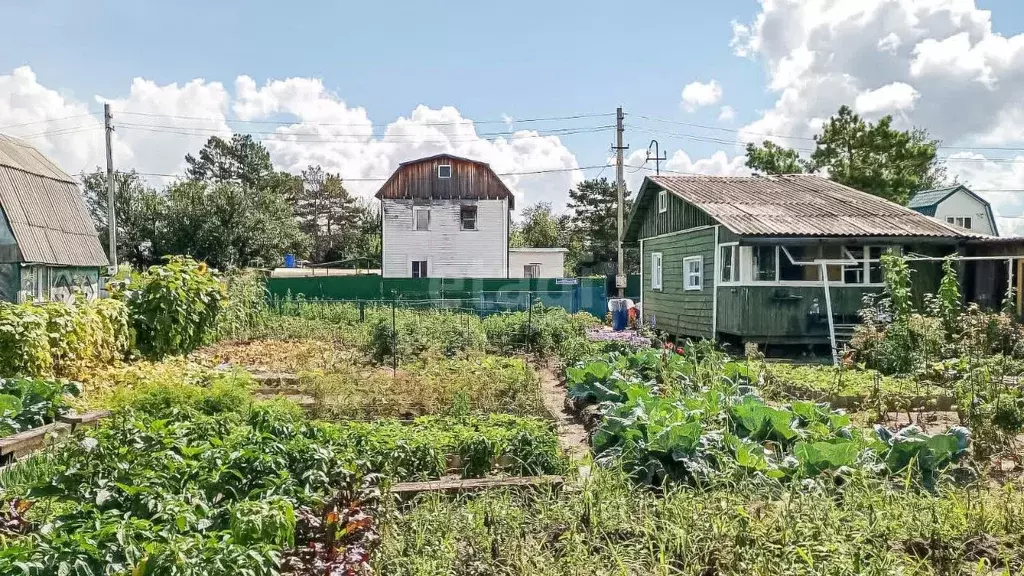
391, 475, 564, 498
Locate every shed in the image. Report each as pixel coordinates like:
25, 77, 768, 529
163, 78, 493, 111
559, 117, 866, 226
621, 174, 976, 347
508, 248, 568, 278
0, 134, 109, 302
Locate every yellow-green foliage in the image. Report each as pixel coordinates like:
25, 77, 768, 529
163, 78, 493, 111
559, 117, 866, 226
0, 297, 129, 379
75, 356, 254, 412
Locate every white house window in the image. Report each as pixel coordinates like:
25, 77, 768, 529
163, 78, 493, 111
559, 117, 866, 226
438, 164, 452, 179
753, 246, 777, 281
412, 260, 428, 278
651, 252, 663, 290
460, 205, 478, 230
413, 207, 430, 231
720, 244, 739, 283
947, 216, 972, 229
684, 256, 703, 291
658, 190, 667, 213
524, 264, 541, 278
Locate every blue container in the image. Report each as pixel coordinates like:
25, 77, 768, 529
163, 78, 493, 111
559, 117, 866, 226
612, 309, 628, 331
284, 254, 296, 268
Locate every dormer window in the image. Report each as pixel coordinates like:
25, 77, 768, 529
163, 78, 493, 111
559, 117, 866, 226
438, 164, 452, 179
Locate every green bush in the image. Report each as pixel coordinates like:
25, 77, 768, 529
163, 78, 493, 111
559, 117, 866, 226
362, 308, 486, 364
0, 297, 129, 379
216, 270, 269, 341
115, 256, 227, 359
483, 305, 600, 357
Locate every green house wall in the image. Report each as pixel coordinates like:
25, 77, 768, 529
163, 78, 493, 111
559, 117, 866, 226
636, 187, 715, 239
642, 227, 715, 339
716, 285, 880, 343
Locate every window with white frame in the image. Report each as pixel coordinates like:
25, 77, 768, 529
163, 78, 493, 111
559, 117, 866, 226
413, 206, 430, 231
437, 164, 452, 178
651, 252, 663, 290
412, 260, 428, 278
658, 190, 667, 213
719, 244, 739, 283
946, 216, 972, 229
460, 205, 477, 230
684, 256, 703, 290
753, 245, 777, 282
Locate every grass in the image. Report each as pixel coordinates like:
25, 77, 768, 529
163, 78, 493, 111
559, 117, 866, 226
758, 362, 950, 409
376, 466, 1024, 576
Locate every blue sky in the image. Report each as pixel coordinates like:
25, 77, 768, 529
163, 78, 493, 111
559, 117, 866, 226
2, 0, 1024, 227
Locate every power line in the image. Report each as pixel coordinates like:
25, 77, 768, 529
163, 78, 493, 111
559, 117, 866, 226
0, 112, 100, 131
134, 163, 614, 181
117, 110, 615, 127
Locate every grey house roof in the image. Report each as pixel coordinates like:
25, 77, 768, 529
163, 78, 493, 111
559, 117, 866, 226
0, 134, 109, 266
625, 174, 982, 241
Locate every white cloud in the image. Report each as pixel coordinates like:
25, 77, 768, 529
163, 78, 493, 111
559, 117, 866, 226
0, 67, 583, 211
719, 106, 736, 122
681, 80, 723, 112
731, 0, 1024, 145
623, 148, 749, 194
854, 82, 919, 115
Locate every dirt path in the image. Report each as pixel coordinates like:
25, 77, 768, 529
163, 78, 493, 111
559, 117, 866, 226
535, 362, 590, 461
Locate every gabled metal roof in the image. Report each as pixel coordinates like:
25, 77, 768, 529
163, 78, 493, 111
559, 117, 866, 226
624, 174, 981, 241
0, 134, 109, 267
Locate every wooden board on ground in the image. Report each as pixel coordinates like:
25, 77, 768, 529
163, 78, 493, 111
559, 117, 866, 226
0, 422, 72, 458
391, 475, 564, 498
58, 410, 111, 426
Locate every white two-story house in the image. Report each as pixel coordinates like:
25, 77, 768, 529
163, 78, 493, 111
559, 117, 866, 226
376, 154, 513, 278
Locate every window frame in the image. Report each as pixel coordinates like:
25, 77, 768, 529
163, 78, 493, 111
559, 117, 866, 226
412, 206, 430, 231
437, 164, 452, 179
411, 260, 428, 278
460, 205, 478, 231
651, 252, 663, 290
683, 256, 703, 291
719, 243, 740, 284
524, 263, 542, 278
658, 190, 667, 213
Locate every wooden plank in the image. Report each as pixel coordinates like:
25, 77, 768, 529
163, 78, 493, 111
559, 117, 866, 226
58, 410, 111, 425
0, 422, 71, 457
391, 475, 564, 497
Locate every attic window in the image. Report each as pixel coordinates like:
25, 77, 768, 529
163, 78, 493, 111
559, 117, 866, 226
438, 164, 452, 179
658, 190, 667, 213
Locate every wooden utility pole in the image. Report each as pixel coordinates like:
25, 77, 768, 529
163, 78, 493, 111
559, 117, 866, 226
614, 106, 628, 297
103, 103, 117, 271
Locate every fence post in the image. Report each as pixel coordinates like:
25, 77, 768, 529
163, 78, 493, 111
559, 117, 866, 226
359, 300, 365, 323
527, 290, 533, 353
391, 292, 397, 377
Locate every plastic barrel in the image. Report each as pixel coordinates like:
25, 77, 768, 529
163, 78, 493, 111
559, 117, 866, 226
284, 254, 296, 268
609, 298, 628, 331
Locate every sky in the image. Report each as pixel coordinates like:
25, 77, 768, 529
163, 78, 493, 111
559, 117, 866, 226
2, 0, 1024, 232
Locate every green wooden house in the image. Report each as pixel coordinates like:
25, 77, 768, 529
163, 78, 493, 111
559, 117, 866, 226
621, 174, 977, 347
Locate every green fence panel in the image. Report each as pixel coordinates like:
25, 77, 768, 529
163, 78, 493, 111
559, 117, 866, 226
265, 275, 608, 318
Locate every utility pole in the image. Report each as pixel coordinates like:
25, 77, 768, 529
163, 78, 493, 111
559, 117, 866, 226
646, 140, 667, 175
613, 106, 628, 297
103, 103, 117, 272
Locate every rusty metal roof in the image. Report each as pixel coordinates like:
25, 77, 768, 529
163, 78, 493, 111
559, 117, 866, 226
640, 174, 976, 239
0, 134, 109, 267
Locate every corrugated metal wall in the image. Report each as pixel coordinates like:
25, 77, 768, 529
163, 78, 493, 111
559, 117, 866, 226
265, 276, 607, 318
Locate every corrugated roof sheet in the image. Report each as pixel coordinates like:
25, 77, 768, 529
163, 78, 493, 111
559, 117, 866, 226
646, 174, 977, 239
907, 186, 962, 209
0, 134, 108, 267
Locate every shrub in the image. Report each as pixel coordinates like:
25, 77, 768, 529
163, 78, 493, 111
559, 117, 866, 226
216, 270, 270, 341
362, 308, 486, 364
114, 256, 227, 359
0, 297, 129, 379
483, 305, 600, 357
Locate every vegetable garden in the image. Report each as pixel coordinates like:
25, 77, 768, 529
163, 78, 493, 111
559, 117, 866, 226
3, 254, 1024, 574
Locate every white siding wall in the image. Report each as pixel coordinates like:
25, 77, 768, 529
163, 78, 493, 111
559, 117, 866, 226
382, 198, 508, 277
934, 191, 996, 235
508, 250, 567, 278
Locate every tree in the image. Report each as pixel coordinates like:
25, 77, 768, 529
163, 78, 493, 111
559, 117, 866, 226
744, 105, 946, 205
80, 169, 165, 267
159, 180, 307, 270
511, 202, 561, 248
294, 165, 361, 263
566, 178, 633, 272
185, 134, 274, 189
743, 141, 810, 175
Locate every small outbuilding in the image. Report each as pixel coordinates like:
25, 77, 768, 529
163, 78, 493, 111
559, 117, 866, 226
908, 184, 999, 236
0, 134, 109, 303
